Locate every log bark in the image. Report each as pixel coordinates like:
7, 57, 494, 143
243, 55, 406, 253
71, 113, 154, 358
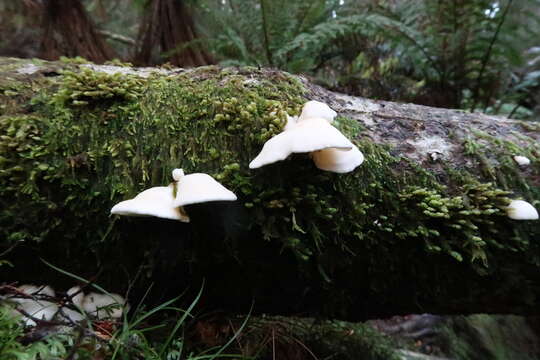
0, 57, 539, 320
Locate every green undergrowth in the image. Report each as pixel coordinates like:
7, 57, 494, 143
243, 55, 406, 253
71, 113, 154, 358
438, 315, 540, 360
212, 315, 400, 360
0, 292, 245, 360
0, 302, 399, 360
0, 259, 398, 360
0, 305, 69, 360
1, 63, 540, 314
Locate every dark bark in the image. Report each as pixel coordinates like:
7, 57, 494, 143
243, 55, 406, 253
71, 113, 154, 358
39, 0, 115, 63
134, 0, 213, 67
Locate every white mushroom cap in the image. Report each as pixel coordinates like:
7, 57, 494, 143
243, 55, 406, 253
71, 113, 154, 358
111, 184, 190, 222
63, 286, 85, 322
311, 144, 365, 173
172, 168, 185, 181
82, 292, 127, 320
18, 285, 55, 297
284, 114, 298, 132
513, 155, 531, 166
249, 117, 353, 169
172, 170, 237, 207
506, 200, 539, 220
12, 285, 58, 326
298, 100, 337, 123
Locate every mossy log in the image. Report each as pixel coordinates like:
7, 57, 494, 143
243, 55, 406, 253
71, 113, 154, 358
1, 57, 539, 319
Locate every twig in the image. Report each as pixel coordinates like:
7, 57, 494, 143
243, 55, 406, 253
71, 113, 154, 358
98, 29, 136, 46
0, 241, 21, 257
13, 307, 64, 327
508, 104, 521, 118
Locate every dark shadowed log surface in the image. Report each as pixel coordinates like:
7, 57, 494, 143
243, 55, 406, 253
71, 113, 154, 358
0, 57, 539, 320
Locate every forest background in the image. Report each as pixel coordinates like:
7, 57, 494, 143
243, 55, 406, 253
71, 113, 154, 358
1, 0, 540, 120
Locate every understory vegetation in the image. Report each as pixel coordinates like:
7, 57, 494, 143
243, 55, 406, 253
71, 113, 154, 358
0, 263, 398, 360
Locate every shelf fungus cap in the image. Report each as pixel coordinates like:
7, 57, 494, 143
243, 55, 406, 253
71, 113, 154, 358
506, 200, 539, 220
311, 144, 365, 173
172, 168, 185, 181
111, 184, 190, 222
249, 117, 353, 169
284, 114, 298, 132
513, 155, 531, 166
298, 100, 337, 123
12, 285, 58, 326
172, 169, 237, 207
64, 286, 85, 322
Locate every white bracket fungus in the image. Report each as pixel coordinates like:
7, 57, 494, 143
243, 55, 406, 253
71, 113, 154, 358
283, 114, 298, 132
8, 285, 58, 326
298, 100, 337, 123
311, 145, 365, 173
428, 150, 444, 161
6, 285, 131, 325
506, 200, 539, 220
111, 169, 237, 222
513, 155, 531, 166
172, 169, 237, 207
249, 101, 364, 173
110, 183, 189, 222
249, 117, 354, 169
63, 286, 86, 322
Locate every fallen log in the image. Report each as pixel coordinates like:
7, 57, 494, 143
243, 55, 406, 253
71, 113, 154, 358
0, 57, 539, 319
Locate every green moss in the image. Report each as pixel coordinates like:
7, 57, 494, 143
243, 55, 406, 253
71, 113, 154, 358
59, 56, 91, 65
396, 183, 512, 269
518, 120, 540, 132
104, 59, 134, 67
53, 68, 144, 106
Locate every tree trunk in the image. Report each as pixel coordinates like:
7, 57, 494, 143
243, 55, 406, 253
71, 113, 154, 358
0, 57, 539, 320
134, 0, 213, 67
39, 0, 115, 63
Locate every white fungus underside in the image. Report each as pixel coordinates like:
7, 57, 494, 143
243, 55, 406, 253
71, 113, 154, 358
111, 185, 189, 222
311, 145, 365, 173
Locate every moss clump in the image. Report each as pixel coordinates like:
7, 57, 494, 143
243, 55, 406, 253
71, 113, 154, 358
0, 114, 58, 243
0, 79, 31, 117
54, 68, 144, 106
456, 128, 540, 270
104, 59, 134, 67
397, 183, 511, 269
